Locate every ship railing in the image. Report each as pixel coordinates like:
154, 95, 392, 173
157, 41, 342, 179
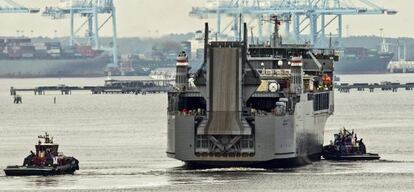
175, 109, 206, 117
257, 69, 291, 79
249, 107, 289, 117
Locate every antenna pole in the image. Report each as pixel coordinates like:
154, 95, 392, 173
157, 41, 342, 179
329, 33, 332, 49
204, 23, 209, 63
404, 42, 407, 61
239, 14, 242, 42
250, 26, 254, 44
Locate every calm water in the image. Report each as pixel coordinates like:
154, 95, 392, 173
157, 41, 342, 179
0, 74, 413, 192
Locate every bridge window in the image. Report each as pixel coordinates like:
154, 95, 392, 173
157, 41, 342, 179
313, 93, 329, 111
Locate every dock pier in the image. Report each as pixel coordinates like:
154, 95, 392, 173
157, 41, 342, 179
10, 79, 174, 96
336, 82, 414, 93
12, 80, 414, 95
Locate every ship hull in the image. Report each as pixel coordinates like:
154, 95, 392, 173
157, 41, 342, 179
167, 92, 333, 168
0, 55, 110, 78
183, 154, 322, 168
335, 53, 393, 74
167, 23, 336, 168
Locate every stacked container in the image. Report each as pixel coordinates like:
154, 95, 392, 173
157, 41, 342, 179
62, 46, 76, 58
119, 54, 134, 72
5, 38, 32, 59
75, 45, 96, 57
0, 39, 6, 59
45, 42, 61, 58
33, 43, 48, 58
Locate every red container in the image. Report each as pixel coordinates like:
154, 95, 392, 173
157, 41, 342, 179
75, 45, 96, 57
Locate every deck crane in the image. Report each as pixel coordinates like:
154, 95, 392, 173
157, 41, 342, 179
42, 0, 118, 69
0, 0, 39, 13
190, 0, 397, 48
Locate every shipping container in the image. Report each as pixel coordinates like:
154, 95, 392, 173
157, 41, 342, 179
20, 45, 35, 52
0, 45, 6, 59
0, 39, 5, 47
20, 45, 35, 58
20, 42, 32, 46
75, 45, 96, 57
47, 48, 61, 58
45, 42, 61, 50
62, 46, 76, 58
121, 54, 130, 60
21, 53, 34, 58
34, 46, 47, 51
6, 38, 31, 46
3, 44, 34, 59
7, 46, 21, 59
7, 52, 21, 59
33, 43, 47, 51
34, 50, 49, 58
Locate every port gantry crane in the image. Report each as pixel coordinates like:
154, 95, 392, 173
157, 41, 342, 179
0, 0, 39, 13
0, 1, 40, 38
42, 0, 119, 68
190, 0, 397, 48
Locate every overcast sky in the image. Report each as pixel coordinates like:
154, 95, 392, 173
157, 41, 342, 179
0, 0, 411, 38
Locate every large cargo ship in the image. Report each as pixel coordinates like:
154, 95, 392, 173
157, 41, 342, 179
0, 37, 111, 77
335, 47, 393, 74
167, 19, 338, 167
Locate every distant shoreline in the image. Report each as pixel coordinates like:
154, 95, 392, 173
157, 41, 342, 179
0, 74, 106, 79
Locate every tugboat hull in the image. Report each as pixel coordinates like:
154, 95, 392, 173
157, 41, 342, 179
323, 153, 380, 161
4, 164, 78, 176
4, 158, 79, 176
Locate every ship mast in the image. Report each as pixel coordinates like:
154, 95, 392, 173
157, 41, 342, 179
380, 28, 389, 53
271, 15, 282, 47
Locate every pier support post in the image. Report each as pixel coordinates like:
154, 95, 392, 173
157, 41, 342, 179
35, 90, 44, 95
61, 90, 70, 95
10, 87, 16, 96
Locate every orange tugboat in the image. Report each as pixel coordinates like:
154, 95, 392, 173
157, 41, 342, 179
4, 133, 79, 176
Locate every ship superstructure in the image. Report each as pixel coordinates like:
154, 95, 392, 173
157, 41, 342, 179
167, 18, 338, 167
